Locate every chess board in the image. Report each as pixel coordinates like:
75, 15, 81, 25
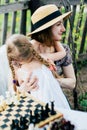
0, 92, 63, 130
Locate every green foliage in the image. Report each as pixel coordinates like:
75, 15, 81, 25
61, 3, 87, 59
77, 60, 87, 71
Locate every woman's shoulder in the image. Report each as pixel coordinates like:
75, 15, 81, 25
55, 43, 72, 67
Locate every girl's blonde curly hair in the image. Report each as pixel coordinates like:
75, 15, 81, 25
6, 34, 60, 92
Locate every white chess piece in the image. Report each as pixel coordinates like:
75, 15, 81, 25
0, 95, 4, 105
5, 91, 12, 105
28, 123, 34, 130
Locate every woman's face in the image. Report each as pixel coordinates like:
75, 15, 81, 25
51, 20, 65, 41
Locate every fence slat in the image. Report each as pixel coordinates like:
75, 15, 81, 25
20, 10, 27, 35
2, 0, 9, 44
0, 1, 29, 14
2, 13, 8, 44
39, 0, 85, 6
11, 11, 17, 34
79, 16, 87, 54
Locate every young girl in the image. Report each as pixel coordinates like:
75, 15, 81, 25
6, 34, 70, 110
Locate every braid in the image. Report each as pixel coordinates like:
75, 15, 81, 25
31, 47, 61, 78
32, 49, 49, 67
8, 57, 17, 92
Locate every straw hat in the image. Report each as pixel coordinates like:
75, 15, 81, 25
27, 4, 72, 36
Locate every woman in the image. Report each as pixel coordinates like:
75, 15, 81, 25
27, 4, 76, 89
6, 34, 70, 109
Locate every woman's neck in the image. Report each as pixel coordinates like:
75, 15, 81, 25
30, 39, 55, 53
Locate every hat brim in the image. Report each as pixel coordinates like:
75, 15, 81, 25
27, 11, 72, 36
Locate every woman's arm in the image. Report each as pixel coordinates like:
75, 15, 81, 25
16, 70, 39, 92
19, 75, 39, 92
57, 64, 76, 89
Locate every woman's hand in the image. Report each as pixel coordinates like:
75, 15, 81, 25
19, 72, 39, 92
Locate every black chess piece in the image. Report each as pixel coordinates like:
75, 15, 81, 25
11, 119, 20, 130
34, 108, 40, 123
45, 103, 50, 117
29, 110, 37, 124
60, 120, 75, 130
61, 121, 70, 130
50, 101, 56, 115
19, 116, 28, 129
11, 120, 15, 129
15, 122, 20, 130
40, 106, 46, 121
11, 120, 16, 130
70, 124, 75, 130
29, 110, 33, 123
39, 103, 50, 121
50, 121, 59, 130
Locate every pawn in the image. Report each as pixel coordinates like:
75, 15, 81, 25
50, 121, 59, 130
34, 108, 40, 123
44, 103, 50, 118
11, 120, 15, 130
40, 106, 45, 121
20, 116, 28, 129
29, 110, 36, 124
28, 123, 34, 130
11, 119, 20, 130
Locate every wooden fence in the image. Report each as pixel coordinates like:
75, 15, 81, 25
0, 0, 87, 63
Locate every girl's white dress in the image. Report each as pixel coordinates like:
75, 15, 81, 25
18, 65, 70, 110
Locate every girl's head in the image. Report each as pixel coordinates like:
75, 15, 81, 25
6, 34, 34, 63
6, 34, 60, 92
6, 34, 53, 65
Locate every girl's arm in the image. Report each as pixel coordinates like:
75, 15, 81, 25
40, 42, 66, 62
54, 42, 66, 59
